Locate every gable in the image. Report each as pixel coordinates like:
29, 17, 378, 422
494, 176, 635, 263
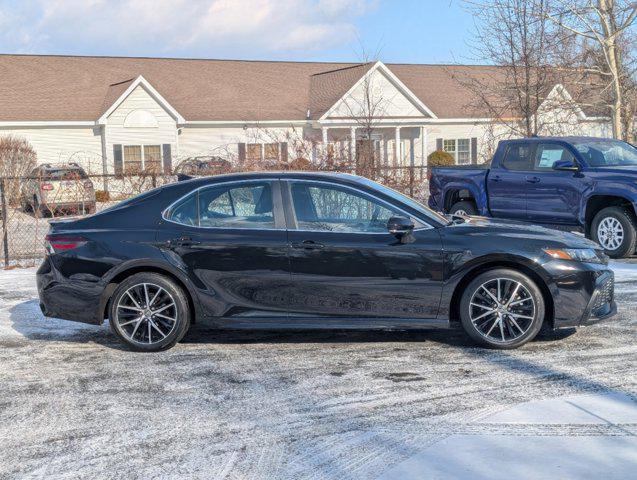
106, 84, 176, 127
323, 64, 435, 120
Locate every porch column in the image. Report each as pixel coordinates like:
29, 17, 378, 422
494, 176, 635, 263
421, 126, 428, 166
394, 126, 401, 166
322, 127, 328, 145
350, 126, 357, 161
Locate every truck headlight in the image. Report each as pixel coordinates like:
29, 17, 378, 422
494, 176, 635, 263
543, 248, 604, 263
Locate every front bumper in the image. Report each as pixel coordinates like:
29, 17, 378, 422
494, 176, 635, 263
542, 260, 617, 328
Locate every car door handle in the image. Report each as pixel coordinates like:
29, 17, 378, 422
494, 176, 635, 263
525, 176, 541, 184
168, 237, 201, 248
291, 240, 325, 250
491, 175, 502, 182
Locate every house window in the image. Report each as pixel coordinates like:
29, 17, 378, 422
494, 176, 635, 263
443, 138, 471, 165
457, 139, 471, 164
247, 144, 261, 161
246, 143, 280, 162
123, 144, 162, 173
264, 143, 280, 161
123, 145, 142, 173
144, 145, 162, 173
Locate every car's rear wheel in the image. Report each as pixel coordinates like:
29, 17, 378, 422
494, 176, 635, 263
450, 200, 477, 216
590, 206, 637, 258
459, 268, 545, 349
109, 272, 191, 352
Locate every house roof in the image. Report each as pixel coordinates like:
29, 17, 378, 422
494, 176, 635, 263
0, 54, 606, 123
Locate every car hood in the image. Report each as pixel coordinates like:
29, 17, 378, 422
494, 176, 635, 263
446, 215, 600, 250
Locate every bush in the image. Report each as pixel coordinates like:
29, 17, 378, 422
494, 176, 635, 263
95, 190, 110, 202
427, 150, 454, 167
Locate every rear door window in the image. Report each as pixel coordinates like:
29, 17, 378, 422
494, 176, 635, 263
166, 181, 276, 229
502, 144, 533, 171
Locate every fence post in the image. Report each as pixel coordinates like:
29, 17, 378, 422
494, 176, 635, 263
0, 178, 10, 267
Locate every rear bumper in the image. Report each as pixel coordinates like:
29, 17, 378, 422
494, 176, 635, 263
36, 257, 104, 325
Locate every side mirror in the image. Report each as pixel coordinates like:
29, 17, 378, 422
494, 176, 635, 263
387, 216, 414, 237
553, 159, 580, 171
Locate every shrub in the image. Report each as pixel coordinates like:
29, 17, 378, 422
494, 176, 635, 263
95, 190, 110, 202
427, 150, 454, 167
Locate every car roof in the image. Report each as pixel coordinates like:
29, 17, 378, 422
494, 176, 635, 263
504, 136, 618, 143
172, 171, 365, 188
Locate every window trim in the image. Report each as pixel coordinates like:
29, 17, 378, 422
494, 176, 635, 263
123, 143, 163, 172
281, 179, 432, 233
162, 179, 285, 230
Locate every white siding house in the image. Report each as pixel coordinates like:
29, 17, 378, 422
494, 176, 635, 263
0, 55, 612, 175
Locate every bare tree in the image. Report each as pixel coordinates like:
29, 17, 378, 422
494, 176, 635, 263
0, 135, 37, 204
459, 0, 563, 137
542, 0, 637, 139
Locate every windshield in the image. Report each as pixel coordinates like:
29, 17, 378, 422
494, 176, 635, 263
355, 177, 449, 225
570, 139, 637, 167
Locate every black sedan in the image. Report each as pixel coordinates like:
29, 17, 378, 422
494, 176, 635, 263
37, 172, 616, 351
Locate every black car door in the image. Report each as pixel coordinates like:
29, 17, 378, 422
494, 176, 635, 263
157, 179, 292, 320
283, 179, 444, 324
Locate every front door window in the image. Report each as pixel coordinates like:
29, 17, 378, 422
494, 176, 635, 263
290, 182, 403, 233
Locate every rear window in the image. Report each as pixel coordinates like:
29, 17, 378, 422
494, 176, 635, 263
40, 168, 88, 180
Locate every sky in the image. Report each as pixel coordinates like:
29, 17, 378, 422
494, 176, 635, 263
0, 0, 478, 64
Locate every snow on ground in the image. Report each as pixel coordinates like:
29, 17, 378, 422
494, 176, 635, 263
0, 263, 635, 479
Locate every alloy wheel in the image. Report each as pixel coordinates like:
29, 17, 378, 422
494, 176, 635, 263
115, 283, 178, 345
597, 217, 624, 251
469, 278, 536, 343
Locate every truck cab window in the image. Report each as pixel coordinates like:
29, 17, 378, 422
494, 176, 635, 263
502, 144, 532, 171
534, 144, 576, 170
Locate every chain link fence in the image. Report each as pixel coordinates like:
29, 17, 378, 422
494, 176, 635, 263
0, 165, 430, 267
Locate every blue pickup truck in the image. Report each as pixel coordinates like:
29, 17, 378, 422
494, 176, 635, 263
428, 136, 637, 258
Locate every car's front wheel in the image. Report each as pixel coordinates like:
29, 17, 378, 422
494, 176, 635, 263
459, 268, 545, 349
109, 272, 191, 351
590, 206, 637, 258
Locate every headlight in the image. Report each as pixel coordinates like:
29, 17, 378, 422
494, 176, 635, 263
543, 248, 604, 263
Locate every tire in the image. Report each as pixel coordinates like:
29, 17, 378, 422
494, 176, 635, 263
109, 272, 191, 352
590, 206, 637, 258
460, 268, 545, 349
449, 200, 477, 216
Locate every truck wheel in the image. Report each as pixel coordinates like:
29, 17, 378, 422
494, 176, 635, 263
450, 200, 477, 216
591, 206, 637, 258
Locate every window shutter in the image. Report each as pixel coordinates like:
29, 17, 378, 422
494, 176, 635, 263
162, 144, 172, 173
238, 142, 246, 162
436, 138, 443, 151
113, 144, 123, 175
280, 142, 288, 163
471, 137, 478, 164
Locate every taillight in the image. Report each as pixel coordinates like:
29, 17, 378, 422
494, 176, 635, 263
45, 235, 87, 253
41, 183, 54, 191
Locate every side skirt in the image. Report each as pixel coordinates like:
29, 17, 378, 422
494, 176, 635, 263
201, 316, 450, 330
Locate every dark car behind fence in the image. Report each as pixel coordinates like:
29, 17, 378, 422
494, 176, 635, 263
0, 166, 429, 267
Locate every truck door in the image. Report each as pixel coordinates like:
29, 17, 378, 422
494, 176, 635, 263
525, 142, 582, 225
487, 143, 533, 219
